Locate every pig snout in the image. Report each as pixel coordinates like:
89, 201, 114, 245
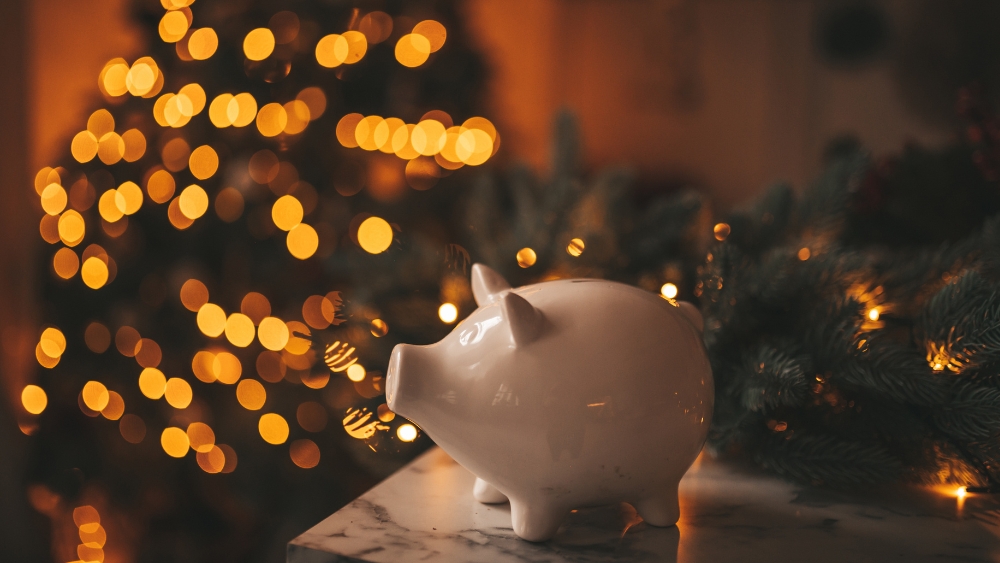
386, 343, 436, 419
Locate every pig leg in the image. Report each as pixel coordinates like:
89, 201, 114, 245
635, 487, 680, 527
473, 477, 508, 504
508, 497, 568, 542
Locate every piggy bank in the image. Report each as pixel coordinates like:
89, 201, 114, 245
386, 264, 713, 541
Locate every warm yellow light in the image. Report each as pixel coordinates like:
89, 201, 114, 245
178, 83, 206, 115
126, 62, 156, 96
456, 129, 493, 166
256, 103, 287, 137
122, 129, 147, 162
258, 413, 289, 445
164, 377, 192, 409
116, 181, 143, 215
714, 223, 731, 241
236, 379, 266, 410
214, 351, 243, 384
58, 209, 86, 246
101, 391, 125, 420
146, 169, 176, 204
283, 100, 310, 135
188, 28, 218, 60
81, 257, 109, 289
336, 113, 364, 148
100, 60, 130, 97
186, 422, 215, 453
437, 303, 459, 324
286, 223, 318, 259
241, 292, 271, 324
189, 145, 219, 180
657, 283, 678, 299
244, 28, 275, 61
567, 237, 585, 257
39, 327, 66, 358
88, 109, 116, 135
374, 117, 405, 153
21, 385, 47, 414
355, 115, 385, 151
271, 195, 303, 231
516, 247, 536, 268
257, 317, 289, 351
160, 427, 190, 458
159, 11, 189, 43
82, 381, 110, 412
71, 131, 99, 163
97, 132, 125, 165
230, 93, 258, 127
315, 34, 349, 68
36, 343, 59, 368
357, 216, 393, 254
412, 120, 446, 156
178, 185, 209, 219
209, 93, 234, 127
197, 303, 226, 337
413, 20, 447, 52
52, 248, 80, 279
868, 308, 880, 322
138, 367, 167, 399
342, 30, 368, 64
224, 313, 256, 347
346, 363, 366, 382
40, 184, 67, 216
196, 445, 226, 473
395, 34, 431, 67
397, 423, 418, 442
956, 486, 968, 499
798, 247, 811, 261
179, 278, 209, 312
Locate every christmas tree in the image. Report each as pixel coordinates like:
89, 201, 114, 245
701, 88, 1000, 490
22, 0, 512, 559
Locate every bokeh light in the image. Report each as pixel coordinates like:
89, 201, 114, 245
164, 378, 193, 409
357, 216, 393, 254
395, 34, 431, 68
243, 28, 275, 61
258, 413, 289, 444
139, 368, 167, 399
397, 423, 418, 442
160, 427, 190, 458
236, 379, 266, 410
286, 223, 318, 259
438, 303, 458, 324
225, 313, 255, 347
257, 317, 289, 351
21, 385, 47, 415
197, 303, 226, 337
516, 247, 536, 268
661, 283, 679, 299
567, 237, 585, 257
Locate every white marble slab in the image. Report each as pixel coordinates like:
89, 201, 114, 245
288, 447, 1000, 563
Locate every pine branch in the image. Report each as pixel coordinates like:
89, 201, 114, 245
738, 344, 811, 412
934, 383, 1000, 440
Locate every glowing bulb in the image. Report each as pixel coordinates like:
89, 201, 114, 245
713, 223, 731, 241
868, 308, 880, 322
397, 423, 418, 442
438, 303, 458, 324
357, 216, 393, 254
516, 247, 536, 268
346, 364, 366, 382
661, 283, 678, 299
956, 486, 968, 499
798, 247, 811, 261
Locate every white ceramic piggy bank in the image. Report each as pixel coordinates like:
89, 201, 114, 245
386, 264, 713, 541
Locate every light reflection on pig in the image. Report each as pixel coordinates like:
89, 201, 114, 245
387, 264, 712, 541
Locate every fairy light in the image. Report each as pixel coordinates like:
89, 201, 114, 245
661, 283, 678, 299
438, 303, 458, 323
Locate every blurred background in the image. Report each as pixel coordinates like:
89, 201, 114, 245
2, 0, 998, 561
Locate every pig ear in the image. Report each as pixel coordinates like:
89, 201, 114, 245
471, 263, 511, 306
501, 292, 542, 347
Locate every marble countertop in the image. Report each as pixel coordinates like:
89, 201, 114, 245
288, 447, 1000, 562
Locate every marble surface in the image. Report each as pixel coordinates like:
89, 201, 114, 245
288, 447, 1000, 563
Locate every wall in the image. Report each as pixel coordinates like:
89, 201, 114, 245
465, 0, 951, 209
